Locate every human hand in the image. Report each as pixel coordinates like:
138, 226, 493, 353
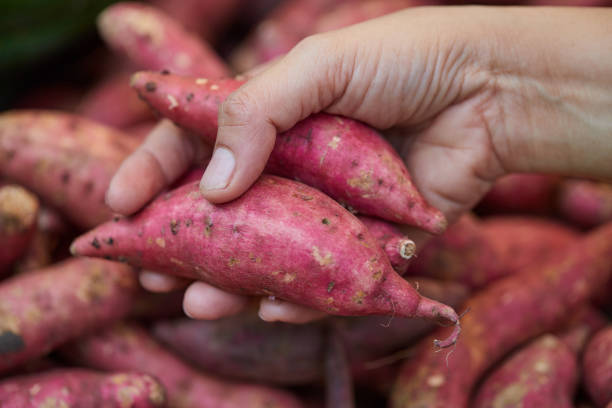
106, 6, 612, 323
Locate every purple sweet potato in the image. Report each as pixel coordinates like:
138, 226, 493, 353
358, 216, 415, 274
152, 279, 468, 384
558, 180, 612, 229
0, 258, 139, 374
477, 173, 560, 214
0, 185, 39, 276
390, 223, 612, 408
583, 326, 612, 407
0, 110, 137, 228
61, 323, 303, 408
0, 369, 165, 407
98, 2, 230, 77
406, 215, 577, 288
325, 329, 355, 408
72, 176, 459, 342
131, 72, 446, 233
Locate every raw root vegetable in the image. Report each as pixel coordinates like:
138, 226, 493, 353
405, 215, 577, 288
72, 176, 459, 342
390, 223, 612, 408
0, 258, 138, 374
0, 369, 166, 408
556, 307, 608, 354
325, 329, 355, 408
152, 279, 468, 385
131, 72, 446, 233
472, 335, 577, 408
61, 323, 304, 408
583, 327, 612, 407
558, 180, 612, 229
77, 72, 153, 128
98, 2, 230, 77
0, 110, 137, 228
358, 216, 415, 274
477, 173, 560, 214
0, 185, 38, 276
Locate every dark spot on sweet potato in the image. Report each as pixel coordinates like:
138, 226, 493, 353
322, 218, 330, 225
327, 281, 335, 293
5, 150, 15, 160
408, 201, 415, 209
378, 178, 384, 186
0, 331, 25, 354
186, 93, 194, 102
83, 181, 94, 195
185, 219, 192, 227
105, 237, 114, 245
91, 238, 101, 249
113, 216, 121, 222
351, 160, 359, 167
161, 69, 170, 75
103, 255, 112, 260
232, 225, 240, 234
117, 256, 128, 263
145, 82, 157, 92
61, 172, 71, 185
205, 219, 213, 235
357, 233, 364, 241
170, 220, 180, 235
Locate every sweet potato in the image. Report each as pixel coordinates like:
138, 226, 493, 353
152, 279, 468, 384
0, 369, 165, 407
0, 258, 138, 374
131, 72, 446, 233
98, 2, 230, 77
406, 214, 577, 288
477, 173, 560, 214
358, 216, 415, 274
583, 326, 612, 407
558, 180, 612, 229
0, 110, 137, 228
325, 329, 355, 408
390, 223, 612, 408
72, 176, 460, 344
0, 185, 38, 276
61, 323, 304, 408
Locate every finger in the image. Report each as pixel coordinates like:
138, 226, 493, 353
199, 33, 352, 203
106, 119, 211, 215
139, 270, 190, 292
183, 281, 249, 319
259, 297, 326, 323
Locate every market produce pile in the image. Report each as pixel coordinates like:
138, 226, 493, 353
1, 1, 611, 407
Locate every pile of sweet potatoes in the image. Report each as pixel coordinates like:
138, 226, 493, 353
2, 1, 611, 407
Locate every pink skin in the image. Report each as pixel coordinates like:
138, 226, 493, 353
0, 110, 138, 228
391, 223, 612, 408
472, 335, 577, 408
0, 258, 139, 374
98, 2, 230, 77
131, 72, 446, 233
358, 215, 415, 274
583, 327, 612, 408
0, 369, 166, 408
62, 323, 304, 408
477, 173, 561, 214
325, 329, 355, 408
72, 176, 459, 343
558, 180, 612, 229
0, 185, 39, 276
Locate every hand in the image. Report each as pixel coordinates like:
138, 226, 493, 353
106, 7, 612, 323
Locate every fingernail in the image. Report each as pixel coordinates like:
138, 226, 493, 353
200, 147, 235, 191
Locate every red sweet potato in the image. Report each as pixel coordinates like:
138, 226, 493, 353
325, 329, 355, 408
72, 176, 459, 343
477, 173, 560, 214
131, 72, 446, 233
358, 216, 415, 274
0, 110, 137, 228
558, 180, 612, 229
0, 258, 139, 374
0, 369, 165, 407
98, 2, 230, 77
61, 323, 304, 408
152, 279, 468, 384
583, 326, 612, 407
0, 185, 39, 276
405, 215, 577, 288
390, 223, 612, 408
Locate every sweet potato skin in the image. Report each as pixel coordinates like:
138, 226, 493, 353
132, 72, 446, 233
358, 216, 414, 274
325, 329, 355, 408
472, 335, 577, 408
98, 2, 230, 77
583, 327, 612, 407
62, 323, 304, 408
391, 223, 612, 408
0, 369, 166, 407
0, 110, 137, 228
0, 185, 39, 276
478, 173, 560, 214
0, 258, 138, 374
559, 180, 612, 229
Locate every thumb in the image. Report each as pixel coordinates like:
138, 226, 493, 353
199, 34, 351, 202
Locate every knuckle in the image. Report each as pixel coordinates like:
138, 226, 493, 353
218, 92, 255, 127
